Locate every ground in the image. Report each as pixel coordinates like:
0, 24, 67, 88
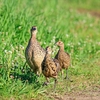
78, 9, 100, 18
44, 88, 100, 100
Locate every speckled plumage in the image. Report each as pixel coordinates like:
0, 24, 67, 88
42, 46, 61, 89
55, 48, 70, 69
55, 41, 71, 80
25, 26, 46, 75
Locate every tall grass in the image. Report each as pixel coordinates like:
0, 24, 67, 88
0, 0, 100, 99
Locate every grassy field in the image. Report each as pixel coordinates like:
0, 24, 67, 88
0, 0, 100, 100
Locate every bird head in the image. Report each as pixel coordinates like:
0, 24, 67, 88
30, 26, 37, 35
46, 46, 52, 54
56, 41, 64, 47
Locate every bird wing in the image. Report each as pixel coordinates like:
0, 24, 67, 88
61, 52, 70, 61
53, 59, 59, 67
65, 52, 70, 57
37, 41, 46, 54
53, 58, 61, 72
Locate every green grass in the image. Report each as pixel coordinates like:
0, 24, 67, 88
0, 0, 100, 100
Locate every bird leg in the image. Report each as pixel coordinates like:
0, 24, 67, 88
43, 77, 49, 86
38, 66, 42, 75
35, 73, 40, 83
64, 69, 73, 82
23, 61, 27, 68
61, 69, 63, 79
54, 78, 57, 92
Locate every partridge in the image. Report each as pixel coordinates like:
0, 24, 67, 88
25, 26, 46, 75
55, 41, 72, 81
42, 46, 61, 89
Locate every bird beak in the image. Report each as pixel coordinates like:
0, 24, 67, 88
31, 26, 37, 32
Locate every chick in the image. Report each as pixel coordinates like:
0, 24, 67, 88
42, 46, 61, 89
55, 41, 72, 81
25, 26, 46, 76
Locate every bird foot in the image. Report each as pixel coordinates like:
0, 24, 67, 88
42, 82, 49, 86
64, 77, 73, 82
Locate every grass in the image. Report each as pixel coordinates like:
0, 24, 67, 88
0, 0, 100, 100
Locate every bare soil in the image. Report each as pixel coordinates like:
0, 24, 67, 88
63, 91, 100, 100
48, 90, 100, 100
78, 8, 100, 18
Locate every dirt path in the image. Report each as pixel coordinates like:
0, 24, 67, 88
62, 91, 100, 100
78, 8, 100, 18
47, 90, 100, 100
44, 83, 100, 100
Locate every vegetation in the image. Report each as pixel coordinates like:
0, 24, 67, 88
0, 0, 100, 100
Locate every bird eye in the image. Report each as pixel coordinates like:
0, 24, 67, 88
33, 27, 36, 30
31, 27, 37, 32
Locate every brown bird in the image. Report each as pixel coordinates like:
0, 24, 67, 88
25, 26, 46, 76
55, 41, 72, 81
42, 46, 61, 90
